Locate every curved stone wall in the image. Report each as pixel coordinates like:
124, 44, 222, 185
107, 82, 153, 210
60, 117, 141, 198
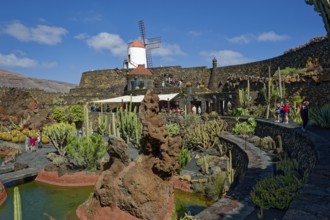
254, 120, 317, 174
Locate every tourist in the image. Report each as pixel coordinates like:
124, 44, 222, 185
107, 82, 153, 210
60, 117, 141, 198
30, 137, 36, 151
37, 135, 42, 149
300, 101, 309, 132
198, 106, 202, 115
192, 105, 197, 114
281, 101, 291, 124
25, 135, 30, 151
274, 102, 281, 122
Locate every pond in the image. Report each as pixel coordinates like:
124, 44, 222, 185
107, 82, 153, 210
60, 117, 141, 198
0, 181, 213, 219
174, 189, 213, 219
0, 181, 93, 220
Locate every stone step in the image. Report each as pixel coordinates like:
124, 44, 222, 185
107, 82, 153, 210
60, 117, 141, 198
0, 164, 14, 175
0, 167, 38, 184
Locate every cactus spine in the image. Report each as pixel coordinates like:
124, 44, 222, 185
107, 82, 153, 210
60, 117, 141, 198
14, 186, 22, 220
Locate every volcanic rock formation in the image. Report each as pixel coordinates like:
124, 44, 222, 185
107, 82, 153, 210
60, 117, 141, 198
77, 89, 182, 220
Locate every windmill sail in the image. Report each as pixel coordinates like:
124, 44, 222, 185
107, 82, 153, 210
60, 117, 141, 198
138, 20, 161, 68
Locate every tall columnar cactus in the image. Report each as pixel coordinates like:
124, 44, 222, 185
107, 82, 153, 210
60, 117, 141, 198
228, 149, 234, 184
83, 103, 90, 136
238, 79, 252, 109
276, 135, 283, 155
116, 97, 143, 145
306, 0, 330, 38
278, 67, 283, 99
97, 113, 108, 136
14, 186, 22, 220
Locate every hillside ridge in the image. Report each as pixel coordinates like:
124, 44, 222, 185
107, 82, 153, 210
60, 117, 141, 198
0, 69, 76, 93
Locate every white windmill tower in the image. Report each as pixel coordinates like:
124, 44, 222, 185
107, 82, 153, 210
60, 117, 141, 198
124, 20, 161, 69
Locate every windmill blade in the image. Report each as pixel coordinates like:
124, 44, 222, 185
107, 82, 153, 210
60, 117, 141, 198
146, 37, 161, 49
138, 20, 147, 45
146, 48, 153, 68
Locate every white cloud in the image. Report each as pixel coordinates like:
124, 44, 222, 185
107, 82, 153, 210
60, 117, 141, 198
74, 33, 89, 40
228, 34, 253, 44
86, 32, 127, 57
0, 53, 37, 68
153, 43, 186, 57
257, 31, 289, 42
3, 21, 67, 45
200, 50, 252, 66
228, 31, 289, 44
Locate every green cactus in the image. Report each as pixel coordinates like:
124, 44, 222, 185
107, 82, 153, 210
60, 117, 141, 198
43, 122, 77, 156
97, 113, 108, 136
116, 96, 142, 145
83, 103, 90, 136
238, 79, 252, 109
185, 119, 224, 149
227, 149, 234, 184
276, 158, 299, 176
14, 186, 22, 220
276, 135, 283, 155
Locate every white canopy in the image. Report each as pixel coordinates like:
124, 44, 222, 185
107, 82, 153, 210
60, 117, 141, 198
93, 93, 179, 103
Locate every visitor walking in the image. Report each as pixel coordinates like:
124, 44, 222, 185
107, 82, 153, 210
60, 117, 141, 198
198, 106, 202, 115
25, 135, 30, 151
37, 135, 42, 149
30, 137, 36, 151
282, 101, 291, 124
300, 101, 309, 132
275, 102, 281, 122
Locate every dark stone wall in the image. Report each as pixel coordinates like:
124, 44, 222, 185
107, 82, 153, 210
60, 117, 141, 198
72, 38, 329, 106
223, 116, 317, 179
219, 38, 330, 79
254, 120, 317, 174
219, 136, 249, 183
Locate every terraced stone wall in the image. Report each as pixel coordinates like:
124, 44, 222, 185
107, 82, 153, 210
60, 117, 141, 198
254, 120, 317, 174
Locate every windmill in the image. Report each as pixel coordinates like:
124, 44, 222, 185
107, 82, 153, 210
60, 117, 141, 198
138, 20, 161, 68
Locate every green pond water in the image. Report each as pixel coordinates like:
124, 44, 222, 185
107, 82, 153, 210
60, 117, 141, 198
0, 182, 212, 220
0, 181, 93, 220
174, 189, 213, 218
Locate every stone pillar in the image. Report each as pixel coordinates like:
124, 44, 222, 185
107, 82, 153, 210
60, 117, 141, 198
208, 57, 219, 91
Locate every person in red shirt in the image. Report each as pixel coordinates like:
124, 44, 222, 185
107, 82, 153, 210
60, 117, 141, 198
281, 101, 291, 124
30, 137, 36, 151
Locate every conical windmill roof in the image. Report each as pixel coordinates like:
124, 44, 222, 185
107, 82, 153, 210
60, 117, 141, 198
129, 39, 145, 48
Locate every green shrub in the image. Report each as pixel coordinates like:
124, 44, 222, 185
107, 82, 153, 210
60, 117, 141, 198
250, 174, 302, 213
230, 107, 249, 116
182, 114, 202, 129
52, 105, 84, 124
65, 134, 107, 171
232, 117, 256, 136
179, 145, 191, 171
251, 157, 303, 218
52, 156, 69, 167
165, 123, 180, 137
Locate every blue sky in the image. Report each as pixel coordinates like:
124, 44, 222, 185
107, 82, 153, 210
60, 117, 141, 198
0, 0, 326, 84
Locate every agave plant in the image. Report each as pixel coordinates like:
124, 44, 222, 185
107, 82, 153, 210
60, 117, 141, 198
309, 103, 330, 128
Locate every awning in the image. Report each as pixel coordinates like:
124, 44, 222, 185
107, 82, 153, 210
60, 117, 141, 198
93, 93, 179, 103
